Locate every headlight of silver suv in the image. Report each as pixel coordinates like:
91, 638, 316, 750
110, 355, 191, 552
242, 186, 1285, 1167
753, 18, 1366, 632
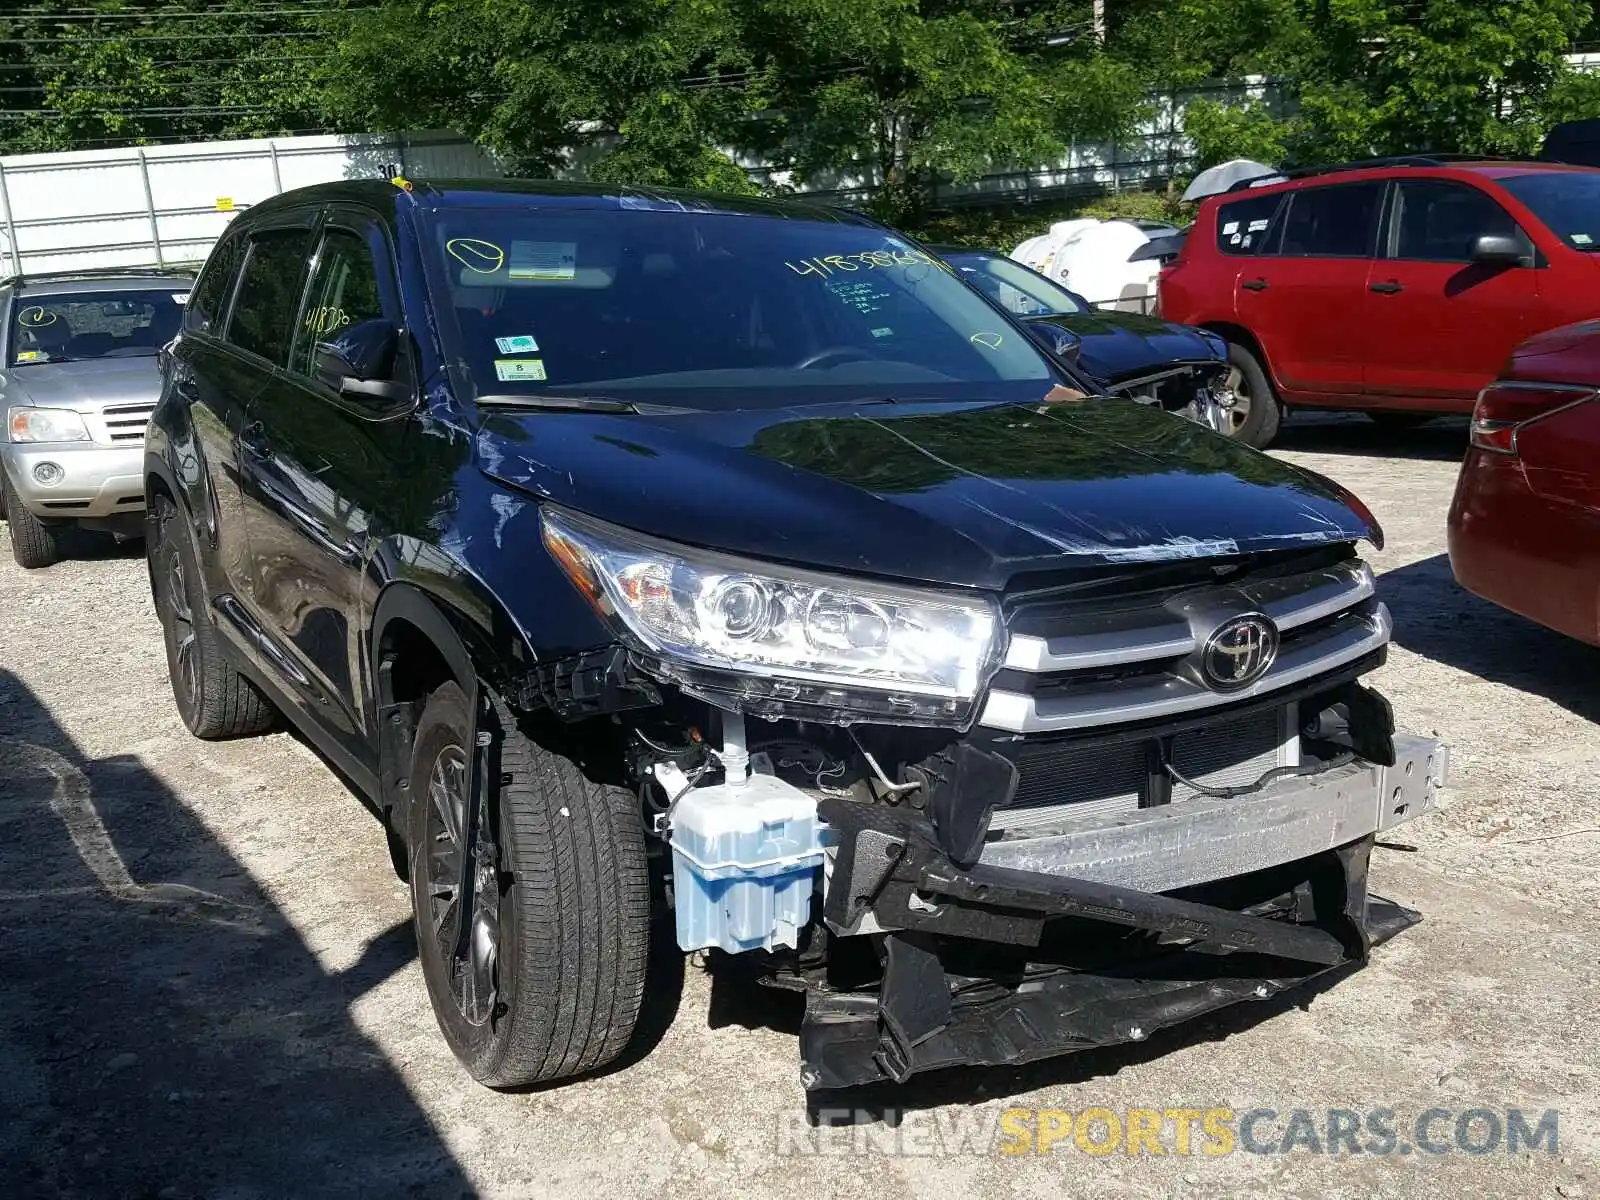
541, 507, 999, 719
8, 407, 90, 443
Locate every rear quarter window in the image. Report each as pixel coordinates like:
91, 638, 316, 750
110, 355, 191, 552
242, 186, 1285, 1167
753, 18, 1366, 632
1214, 194, 1284, 255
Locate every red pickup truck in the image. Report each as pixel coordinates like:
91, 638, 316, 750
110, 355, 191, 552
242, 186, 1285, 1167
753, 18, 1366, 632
1160, 158, 1600, 446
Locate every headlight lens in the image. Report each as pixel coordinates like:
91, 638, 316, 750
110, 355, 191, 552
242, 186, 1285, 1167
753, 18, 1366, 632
8, 407, 90, 443
541, 507, 999, 702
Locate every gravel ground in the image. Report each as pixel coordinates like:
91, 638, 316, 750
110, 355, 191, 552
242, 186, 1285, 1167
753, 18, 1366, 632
1, 414, 1596, 1200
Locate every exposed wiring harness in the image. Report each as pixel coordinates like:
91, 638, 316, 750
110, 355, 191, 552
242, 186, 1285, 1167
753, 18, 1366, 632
1163, 750, 1356, 800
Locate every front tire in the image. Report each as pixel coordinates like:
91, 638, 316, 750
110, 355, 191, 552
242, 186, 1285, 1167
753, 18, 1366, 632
408, 682, 650, 1087
3, 473, 61, 569
149, 494, 276, 739
1221, 342, 1282, 449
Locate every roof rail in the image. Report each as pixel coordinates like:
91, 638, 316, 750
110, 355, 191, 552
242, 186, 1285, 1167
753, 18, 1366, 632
1222, 154, 1510, 193
1, 264, 198, 289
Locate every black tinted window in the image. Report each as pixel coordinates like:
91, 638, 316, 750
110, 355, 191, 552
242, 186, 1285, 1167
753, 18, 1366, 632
1279, 184, 1383, 257
186, 230, 244, 334
292, 227, 388, 379
1498, 172, 1600, 250
226, 228, 312, 364
1215, 194, 1283, 255
1391, 181, 1520, 261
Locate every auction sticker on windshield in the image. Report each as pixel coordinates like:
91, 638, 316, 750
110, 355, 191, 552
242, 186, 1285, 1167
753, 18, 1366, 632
494, 358, 547, 382
495, 334, 540, 355
508, 241, 576, 281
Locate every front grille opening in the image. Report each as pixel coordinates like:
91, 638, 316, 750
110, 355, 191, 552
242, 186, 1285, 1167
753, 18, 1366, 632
992, 709, 1291, 834
40, 500, 90, 510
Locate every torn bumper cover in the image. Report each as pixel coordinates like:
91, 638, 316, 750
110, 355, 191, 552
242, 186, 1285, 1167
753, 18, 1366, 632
800, 735, 1447, 1090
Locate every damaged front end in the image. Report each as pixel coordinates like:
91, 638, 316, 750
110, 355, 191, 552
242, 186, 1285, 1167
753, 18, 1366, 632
515, 508, 1449, 1091
1105, 358, 1234, 436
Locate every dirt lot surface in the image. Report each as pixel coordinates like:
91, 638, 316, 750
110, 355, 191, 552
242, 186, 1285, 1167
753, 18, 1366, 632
1, 415, 1597, 1199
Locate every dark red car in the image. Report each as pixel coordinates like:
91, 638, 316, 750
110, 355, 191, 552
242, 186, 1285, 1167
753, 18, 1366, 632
1449, 319, 1600, 643
1161, 157, 1600, 447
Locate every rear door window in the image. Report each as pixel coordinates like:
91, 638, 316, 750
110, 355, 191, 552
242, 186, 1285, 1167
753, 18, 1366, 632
186, 229, 245, 335
225, 227, 314, 365
1278, 183, 1385, 258
1214, 193, 1284, 255
1388, 180, 1526, 261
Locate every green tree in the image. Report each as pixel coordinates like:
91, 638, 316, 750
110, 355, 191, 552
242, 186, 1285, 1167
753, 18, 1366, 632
732, 0, 1145, 221
1171, 0, 1591, 166
321, 0, 757, 190
1, 1, 345, 154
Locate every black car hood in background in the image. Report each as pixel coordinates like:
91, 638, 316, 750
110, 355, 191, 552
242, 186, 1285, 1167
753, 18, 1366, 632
476, 397, 1378, 590
1026, 312, 1224, 386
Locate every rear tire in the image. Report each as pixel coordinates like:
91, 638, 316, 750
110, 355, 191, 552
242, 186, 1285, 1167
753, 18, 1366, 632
1221, 342, 1282, 449
408, 682, 650, 1088
4, 474, 61, 569
149, 493, 276, 739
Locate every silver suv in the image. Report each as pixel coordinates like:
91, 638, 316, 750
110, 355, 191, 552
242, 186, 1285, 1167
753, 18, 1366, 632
1, 269, 191, 567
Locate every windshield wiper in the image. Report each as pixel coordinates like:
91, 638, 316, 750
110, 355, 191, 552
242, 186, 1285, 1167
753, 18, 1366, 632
476, 392, 639, 413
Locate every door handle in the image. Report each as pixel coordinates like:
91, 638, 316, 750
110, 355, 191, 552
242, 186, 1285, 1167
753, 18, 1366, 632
1369, 281, 1404, 294
1241, 278, 1269, 292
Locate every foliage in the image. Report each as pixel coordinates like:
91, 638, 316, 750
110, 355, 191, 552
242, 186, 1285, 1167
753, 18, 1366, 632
9, 0, 1600, 208
730, 0, 1145, 222
1, 1, 341, 154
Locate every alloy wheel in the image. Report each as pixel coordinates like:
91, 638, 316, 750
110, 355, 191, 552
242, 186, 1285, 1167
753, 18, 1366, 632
164, 543, 200, 707
1221, 364, 1253, 438
424, 744, 501, 1027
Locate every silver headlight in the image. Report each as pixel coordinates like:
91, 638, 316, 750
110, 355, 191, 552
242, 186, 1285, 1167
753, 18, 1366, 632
541, 508, 999, 707
8, 407, 90, 443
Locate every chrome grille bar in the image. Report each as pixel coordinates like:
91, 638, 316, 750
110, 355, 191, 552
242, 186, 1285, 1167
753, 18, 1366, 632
981, 603, 1391, 734
999, 560, 1375, 675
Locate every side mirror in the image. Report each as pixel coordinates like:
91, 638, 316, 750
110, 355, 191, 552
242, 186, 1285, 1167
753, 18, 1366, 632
1470, 233, 1529, 266
1024, 319, 1082, 363
314, 318, 409, 403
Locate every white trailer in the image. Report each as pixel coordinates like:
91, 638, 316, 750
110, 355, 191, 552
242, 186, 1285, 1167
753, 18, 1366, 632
0, 130, 503, 277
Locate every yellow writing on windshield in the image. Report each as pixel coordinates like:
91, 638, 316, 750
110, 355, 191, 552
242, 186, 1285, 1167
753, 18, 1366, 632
785, 250, 948, 278
17, 306, 57, 327
446, 238, 506, 274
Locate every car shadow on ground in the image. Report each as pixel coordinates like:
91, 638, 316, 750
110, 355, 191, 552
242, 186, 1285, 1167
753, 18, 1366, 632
0, 669, 475, 1198
1274, 413, 1470, 462
1382, 552, 1600, 722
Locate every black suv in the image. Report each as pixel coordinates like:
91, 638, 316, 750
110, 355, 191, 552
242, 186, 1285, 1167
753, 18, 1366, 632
145, 179, 1446, 1091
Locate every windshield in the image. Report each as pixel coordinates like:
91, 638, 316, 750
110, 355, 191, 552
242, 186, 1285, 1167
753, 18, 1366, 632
1499, 172, 1600, 250
9, 288, 186, 365
944, 251, 1087, 317
427, 207, 1055, 409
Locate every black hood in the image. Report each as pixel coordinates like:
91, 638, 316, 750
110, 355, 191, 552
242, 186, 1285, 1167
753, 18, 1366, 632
1027, 311, 1224, 386
475, 396, 1379, 591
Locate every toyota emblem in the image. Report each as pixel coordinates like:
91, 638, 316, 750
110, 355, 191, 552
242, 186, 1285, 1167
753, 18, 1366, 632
1201, 613, 1279, 690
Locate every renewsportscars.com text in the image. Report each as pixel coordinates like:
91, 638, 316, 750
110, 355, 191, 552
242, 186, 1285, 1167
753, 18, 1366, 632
778, 1107, 1559, 1158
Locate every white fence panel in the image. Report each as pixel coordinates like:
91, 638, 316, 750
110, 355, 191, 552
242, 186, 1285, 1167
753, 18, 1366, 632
0, 131, 503, 277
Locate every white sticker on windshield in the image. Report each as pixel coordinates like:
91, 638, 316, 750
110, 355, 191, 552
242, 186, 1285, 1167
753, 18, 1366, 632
871, 327, 893, 338
495, 333, 540, 354
1221, 221, 1240, 235
172, 292, 191, 305
1229, 233, 1242, 245
1247, 218, 1270, 232
1574, 233, 1594, 245
508, 241, 576, 281
494, 358, 547, 382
